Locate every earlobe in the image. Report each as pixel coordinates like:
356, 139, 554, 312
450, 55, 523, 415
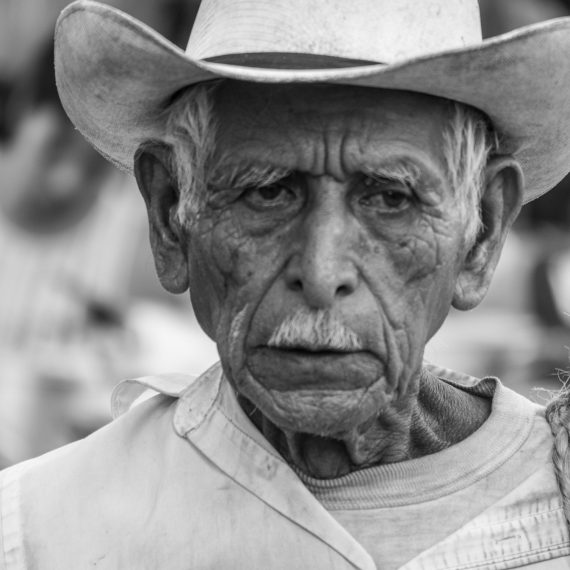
452, 156, 523, 311
134, 142, 190, 294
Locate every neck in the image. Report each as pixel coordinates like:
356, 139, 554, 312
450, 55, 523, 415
241, 371, 491, 479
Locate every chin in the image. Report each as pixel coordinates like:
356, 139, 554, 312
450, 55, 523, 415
237, 372, 394, 437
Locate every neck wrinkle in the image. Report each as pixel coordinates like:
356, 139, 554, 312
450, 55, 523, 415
239, 367, 492, 479
411, 369, 491, 457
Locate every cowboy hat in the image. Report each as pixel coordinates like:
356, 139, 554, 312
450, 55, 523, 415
55, 0, 570, 203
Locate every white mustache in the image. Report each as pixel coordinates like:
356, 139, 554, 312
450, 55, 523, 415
267, 309, 364, 352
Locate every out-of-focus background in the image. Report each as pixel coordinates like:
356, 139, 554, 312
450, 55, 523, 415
0, 0, 218, 470
0, 0, 570, 469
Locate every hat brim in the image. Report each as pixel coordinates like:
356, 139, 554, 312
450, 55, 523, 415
55, 0, 570, 202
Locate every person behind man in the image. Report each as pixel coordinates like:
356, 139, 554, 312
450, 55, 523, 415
0, 36, 133, 463
2, 0, 570, 568
0, 33, 215, 466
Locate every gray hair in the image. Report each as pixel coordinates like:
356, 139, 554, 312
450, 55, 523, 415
443, 102, 499, 247
163, 83, 498, 246
162, 83, 219, 219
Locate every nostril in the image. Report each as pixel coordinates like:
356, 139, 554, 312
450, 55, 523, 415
337, 285, 352, 297
290, 280, 303, 292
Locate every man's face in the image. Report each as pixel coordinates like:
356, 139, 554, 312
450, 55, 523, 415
184, 84, 472, 436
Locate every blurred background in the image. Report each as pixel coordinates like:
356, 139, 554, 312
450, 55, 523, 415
0, 0, 570, 469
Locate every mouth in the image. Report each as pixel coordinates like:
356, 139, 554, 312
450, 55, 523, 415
267, 343, 357, 355
246, 346, 384, 391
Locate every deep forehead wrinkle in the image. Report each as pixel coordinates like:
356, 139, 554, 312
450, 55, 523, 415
280, 107, 382, 180
215, 132, 433, 185
215, 83, 450, 183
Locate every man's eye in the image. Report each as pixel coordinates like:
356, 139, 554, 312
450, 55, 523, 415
359, 177, 413, 212
242, 184, 297, 210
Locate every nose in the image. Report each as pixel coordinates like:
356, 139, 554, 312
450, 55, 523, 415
285, 189, 359, 308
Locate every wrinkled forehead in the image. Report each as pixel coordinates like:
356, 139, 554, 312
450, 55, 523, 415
213, 82, 453, 177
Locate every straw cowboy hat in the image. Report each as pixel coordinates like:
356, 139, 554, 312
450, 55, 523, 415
55, 0, 570, 203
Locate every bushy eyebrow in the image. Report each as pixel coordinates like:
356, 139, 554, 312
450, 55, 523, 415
208, 159, 422, 191
361, 160, 422, 189
209, 162, 292, 190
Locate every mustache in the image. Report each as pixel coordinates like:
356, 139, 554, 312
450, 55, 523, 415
267, 309, 364, 352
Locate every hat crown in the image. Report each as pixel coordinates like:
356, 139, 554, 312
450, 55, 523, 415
186, 0, 482, 64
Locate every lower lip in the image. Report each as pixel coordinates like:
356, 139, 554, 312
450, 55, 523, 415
246, 347, 384, 391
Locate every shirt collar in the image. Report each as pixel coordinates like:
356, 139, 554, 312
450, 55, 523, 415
173, 362, 376, 570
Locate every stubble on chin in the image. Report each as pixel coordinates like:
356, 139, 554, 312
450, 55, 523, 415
237, 370, 394, 438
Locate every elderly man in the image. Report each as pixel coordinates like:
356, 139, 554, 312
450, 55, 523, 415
2, 0, 570, 568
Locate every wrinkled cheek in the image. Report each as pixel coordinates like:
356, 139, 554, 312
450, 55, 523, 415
373, 311, 418, 401
372, 235, 444, 398
187, 240, 223, 340
387, 235, 458, 387
220, 305, 252, 381
393, 232, 439, 284
188, 219, 271, 377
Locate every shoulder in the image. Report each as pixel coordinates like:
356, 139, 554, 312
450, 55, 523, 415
0, 388, 178, 505
0, 384, 215, 570
6, 382, 185, 486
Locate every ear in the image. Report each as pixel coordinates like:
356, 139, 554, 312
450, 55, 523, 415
452, 156, 523, 311
134, 142, 189, 294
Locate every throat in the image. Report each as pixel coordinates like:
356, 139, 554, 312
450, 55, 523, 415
237, 370, 492, 480
286, 433, 353, 479
238, 396, 358, 478
238, 395, 413, 479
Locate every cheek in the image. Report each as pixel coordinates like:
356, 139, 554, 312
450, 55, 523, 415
378, 213, 462, 291
388, 234, 451, 332
358, 218, 461, 385
187, 248, 219, 340
188, 212, 287, 348
387, 219, 442, 282
391, 223, 461, 337
186, 214, 234, 338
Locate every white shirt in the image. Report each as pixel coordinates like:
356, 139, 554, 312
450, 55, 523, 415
0, 363, 569, 569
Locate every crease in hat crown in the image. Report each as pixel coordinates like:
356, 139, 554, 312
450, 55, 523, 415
186, 0, 483, 64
